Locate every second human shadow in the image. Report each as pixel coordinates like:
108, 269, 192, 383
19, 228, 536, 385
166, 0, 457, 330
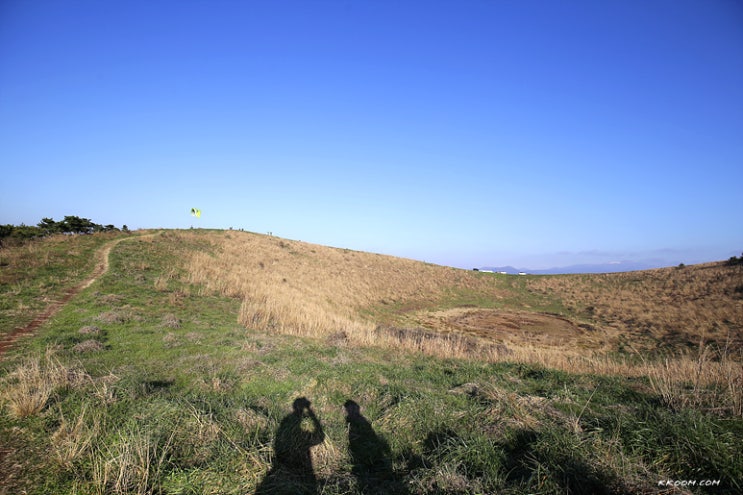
344, 400, 408, 494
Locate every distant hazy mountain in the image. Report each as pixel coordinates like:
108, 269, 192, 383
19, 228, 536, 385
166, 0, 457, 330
479, 261, 660, 275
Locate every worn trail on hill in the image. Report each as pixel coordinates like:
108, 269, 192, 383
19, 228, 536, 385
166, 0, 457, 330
0, 236, 136, 356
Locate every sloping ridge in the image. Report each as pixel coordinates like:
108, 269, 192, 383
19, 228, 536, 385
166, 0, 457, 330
0, 237, 128, 356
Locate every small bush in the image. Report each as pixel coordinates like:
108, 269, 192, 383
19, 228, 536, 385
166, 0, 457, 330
161, 314, 181, 329
79, 325, 101, 335
95, 310, 129, 324
73, 339, 105, 353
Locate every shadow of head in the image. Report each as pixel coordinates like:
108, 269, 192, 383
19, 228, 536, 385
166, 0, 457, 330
293, 396, 311, 414
343, 399, 362, 419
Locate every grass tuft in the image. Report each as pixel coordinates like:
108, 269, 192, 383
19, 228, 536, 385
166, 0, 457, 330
51, 405, 99, 470
1, 348, 84, 418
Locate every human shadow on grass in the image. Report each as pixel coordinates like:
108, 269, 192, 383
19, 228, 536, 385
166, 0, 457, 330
255, 397, 325, 495
344, 399, 409, 494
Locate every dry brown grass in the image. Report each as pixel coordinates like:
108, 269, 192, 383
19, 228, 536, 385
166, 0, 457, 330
525, 263, 743, 351
632, 342, 743, 415
51, 405, 99, 469
185, 231, 505, 347
91, 429, 172, 495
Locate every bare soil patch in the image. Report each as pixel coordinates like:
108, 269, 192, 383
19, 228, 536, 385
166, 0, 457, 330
417, 308, 589, 347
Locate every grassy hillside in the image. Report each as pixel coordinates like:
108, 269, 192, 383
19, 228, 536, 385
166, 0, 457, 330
1, 230, 741, 494
185, 230, 742, 352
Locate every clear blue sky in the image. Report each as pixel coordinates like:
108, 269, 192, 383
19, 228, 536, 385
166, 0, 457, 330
1, 0, 742, 270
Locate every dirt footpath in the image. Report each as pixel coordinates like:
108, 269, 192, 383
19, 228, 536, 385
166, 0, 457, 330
0, 237, 127, 356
